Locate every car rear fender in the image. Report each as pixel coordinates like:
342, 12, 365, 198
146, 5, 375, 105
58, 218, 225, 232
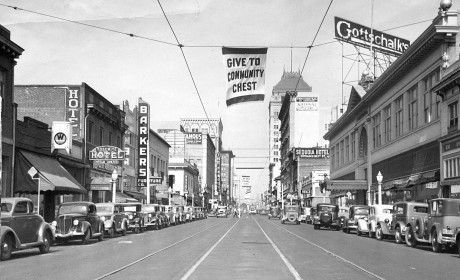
1, 226, 21, 249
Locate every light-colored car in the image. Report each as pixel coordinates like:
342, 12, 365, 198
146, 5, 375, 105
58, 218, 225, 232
343, 205, 369, 234
281, 204, 301, 225
141, 204, 163, 230
217, 206, 228, 218
183, 206, 193, 222
96, 203, 129, 237
365, 204, 393, 238
1, 197, 54, 261
249, 206, 257, 215
299, 207, 310, 223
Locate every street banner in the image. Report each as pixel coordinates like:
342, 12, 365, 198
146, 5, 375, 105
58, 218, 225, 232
222, 47, 267, 106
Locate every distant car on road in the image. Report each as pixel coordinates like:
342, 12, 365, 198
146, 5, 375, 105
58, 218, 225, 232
313, 203, 340, 230
259, 209, 267, 215
249, 206, 257, 215
281, 204, 301, 225
1, 197, 54, 261
299, 207, 310, 223
217, 206, 228, 218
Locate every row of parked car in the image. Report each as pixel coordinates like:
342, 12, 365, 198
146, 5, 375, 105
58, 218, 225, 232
0, 197, 208, 261
300, 198, 460, 255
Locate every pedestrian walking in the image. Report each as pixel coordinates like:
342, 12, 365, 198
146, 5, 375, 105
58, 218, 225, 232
233, 208, 238, 218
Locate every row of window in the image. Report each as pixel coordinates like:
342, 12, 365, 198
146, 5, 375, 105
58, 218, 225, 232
331, 69, 441, 170
87, 121, 121, 147
150, 154, 166, 178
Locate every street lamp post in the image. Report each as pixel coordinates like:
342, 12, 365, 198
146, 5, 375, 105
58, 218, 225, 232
376, 171, 383, 205
112, 169, 118, 203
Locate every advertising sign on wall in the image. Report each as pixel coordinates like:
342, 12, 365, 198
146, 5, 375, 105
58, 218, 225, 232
51, 121, 72, 153
137, 98, 149, 188
334, 17, 410, 56
296, 97, 318, 111
65, 87, 81, 138
242, 176, 251, 187
185, 132, 202, 144
222, 47, 268, 106
294, 148, 329, 158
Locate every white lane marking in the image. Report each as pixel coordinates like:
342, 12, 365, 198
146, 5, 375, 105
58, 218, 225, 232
180, 219, 240, 280
118, 241, 132, 244
95, 222, 224, 280
270, 220, 386, 280
253, 218, 303, 280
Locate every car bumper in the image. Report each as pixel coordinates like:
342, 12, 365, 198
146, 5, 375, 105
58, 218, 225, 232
441, 235, 456, 244
55, 230, 84, 238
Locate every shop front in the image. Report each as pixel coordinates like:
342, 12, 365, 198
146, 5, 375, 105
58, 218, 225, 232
439, 133, 460, 199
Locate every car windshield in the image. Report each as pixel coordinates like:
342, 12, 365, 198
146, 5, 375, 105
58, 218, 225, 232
354, 208, 369, 215
142, 205, 156, 212
122, 206, 138, 212
96, 205, 113, 213
286, 206, 298, 212
1, 203, 13, 213
319, 206, 335, 211
59, 204, 88, 215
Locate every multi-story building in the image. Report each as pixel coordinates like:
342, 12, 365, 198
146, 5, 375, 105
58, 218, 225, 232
168, 157, 200, 206
323, 5, 459, 205
0, 24, 23, 198
15, 83, 128, 203
149, 128, 170, 203
220, 150, 234, 205
180, 118, 223, 201
278, 72, 330, 201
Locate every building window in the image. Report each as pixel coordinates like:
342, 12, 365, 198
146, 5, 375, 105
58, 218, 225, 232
359, 128, 367, 159
340, 140, 344, 166
350, 131, 355, 161
109, 132, 113, 145
87, 121, 93, 143
0, 69, 5, 113
99, 127, 104, 145
117, 136, 121, 148
335, 144, 339, 167
395, 96, 403, 137
274, 145, 279, 149
274, 151, 278, 156
274, 125, 279, 129
408, 87, 418, 131
384, 105, 391, 143
372, 113, 381, 148
331, 147, 335, 169
345, 136, 349, 163
448, 102, 458, 132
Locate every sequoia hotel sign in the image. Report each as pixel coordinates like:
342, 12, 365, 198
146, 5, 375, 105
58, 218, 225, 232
137, 99, 149, 188
334, 17, 410, 56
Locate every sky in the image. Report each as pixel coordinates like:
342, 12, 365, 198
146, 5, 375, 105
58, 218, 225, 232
0, 0, 450, 200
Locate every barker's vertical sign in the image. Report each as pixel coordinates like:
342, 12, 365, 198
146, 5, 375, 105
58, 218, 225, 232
137, 99, 149, 194
222, 47, 267, 106
65, 87, 81, 138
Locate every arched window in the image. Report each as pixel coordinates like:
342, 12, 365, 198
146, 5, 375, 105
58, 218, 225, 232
359, 128, 368, 159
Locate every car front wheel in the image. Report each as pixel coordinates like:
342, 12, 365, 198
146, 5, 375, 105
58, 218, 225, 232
405, 226, 417, 248
431, 230, 442, 253
375, 225, 383, 241
81, 229, 91, 245
39, 230, 52, 254
108, 227, 115, 238
98, 225, 104, 242
395, 227, 403, 244
1, 235, 13, 261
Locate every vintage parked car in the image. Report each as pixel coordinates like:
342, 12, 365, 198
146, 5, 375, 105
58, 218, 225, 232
405, 198, 460, 252
141, 204, 163, 230
119, 203, 145, 234
53, 201, 104, 244
184, 206, 194, 221
158, 205, 170, 227
177, 205, 186, 224
281, 204, 301, 224
343, 205, 370, 234
306, 207, 317, 224
95, 203, 129, 237
217, 206, 228, 218
366, 204, 393, 239
268, 205, 281, 220
165, 206, 179, 225
1, 197, 54, 261
313, 203, 340, 230
376, 201, 428, 243
259, 209, 268, 215
337, 206, 349, 229
249, 206, 257, 215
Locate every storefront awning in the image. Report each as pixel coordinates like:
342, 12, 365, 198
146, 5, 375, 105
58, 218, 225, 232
372, 170, 439, 190
326, 180, 368, 191
441, 178, 460, 186
15, 150, 86, 194
124, 190, 147, 200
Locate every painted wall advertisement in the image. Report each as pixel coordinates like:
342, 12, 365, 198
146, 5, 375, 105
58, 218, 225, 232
222, 47, 268, 106
294, 148, 329, 158
137, 99, 149, 188
296, 97, 318, 111
185, 132, 202, 144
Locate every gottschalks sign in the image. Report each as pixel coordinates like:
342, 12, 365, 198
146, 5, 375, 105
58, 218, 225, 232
334, 17, 410, 56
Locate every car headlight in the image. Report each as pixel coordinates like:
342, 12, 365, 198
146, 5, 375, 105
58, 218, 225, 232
73, 220, 79, 226
51, 221, 57, 227
129, 214, 133, 219
148, 214, 152, 218
134, 217, 140, 222
101, 216, 106, 221
384, 218, 389, 224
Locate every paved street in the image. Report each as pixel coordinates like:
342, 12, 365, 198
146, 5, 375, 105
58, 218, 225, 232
2, 215, 459, 280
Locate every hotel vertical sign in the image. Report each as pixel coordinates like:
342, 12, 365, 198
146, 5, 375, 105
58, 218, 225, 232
65, 87, 81, 138
137, 99, 150, 204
